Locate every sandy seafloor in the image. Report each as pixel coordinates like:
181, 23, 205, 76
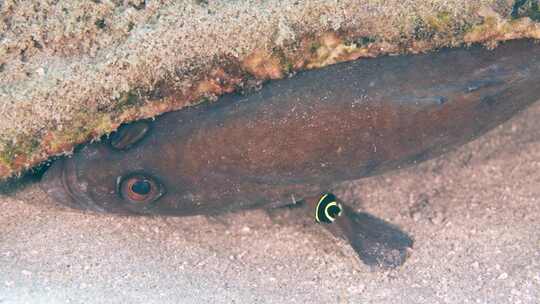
1, 101, 539, 303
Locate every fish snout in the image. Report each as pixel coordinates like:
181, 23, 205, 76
40, 157, 103, 212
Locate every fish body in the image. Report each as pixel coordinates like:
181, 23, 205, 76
40, 39, 540, 267
42, 39, 540, 215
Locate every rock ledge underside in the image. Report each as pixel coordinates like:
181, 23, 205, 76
1, 0, 540, 179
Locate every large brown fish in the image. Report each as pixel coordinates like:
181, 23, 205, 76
41, 39, 540, 268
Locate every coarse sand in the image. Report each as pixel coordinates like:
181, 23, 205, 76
0, 102, 539, 302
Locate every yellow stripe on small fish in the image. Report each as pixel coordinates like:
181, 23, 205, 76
315, 193, 343, 224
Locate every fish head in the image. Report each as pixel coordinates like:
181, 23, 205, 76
40, 119, 248, 215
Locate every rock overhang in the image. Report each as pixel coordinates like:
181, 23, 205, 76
1, 0, 540, 179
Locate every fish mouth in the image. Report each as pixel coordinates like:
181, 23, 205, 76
40, 157, 105, 212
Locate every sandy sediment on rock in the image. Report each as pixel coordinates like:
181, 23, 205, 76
1, 0, 540, 178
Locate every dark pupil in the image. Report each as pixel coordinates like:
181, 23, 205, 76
131, 180, 151, 195
327, 205, 341, 217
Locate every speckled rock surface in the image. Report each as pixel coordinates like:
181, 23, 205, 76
2, 0, 540, 179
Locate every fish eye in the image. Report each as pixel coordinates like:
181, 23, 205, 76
118, 173, 164, 205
